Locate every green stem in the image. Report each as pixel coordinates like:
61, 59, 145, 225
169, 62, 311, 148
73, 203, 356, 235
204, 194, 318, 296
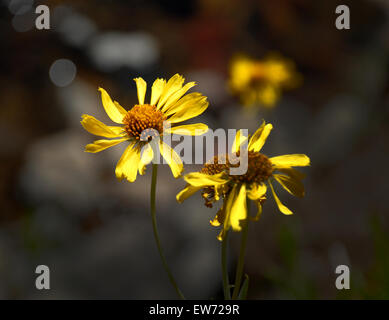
221, 230, 231, 300
150, 164, 185, 300
231, 201, 250, 300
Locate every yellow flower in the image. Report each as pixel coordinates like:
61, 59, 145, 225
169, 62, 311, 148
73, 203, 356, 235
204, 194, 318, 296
176, 121, 309, 240
229, 54, 301, 108
81, 74, 209, 182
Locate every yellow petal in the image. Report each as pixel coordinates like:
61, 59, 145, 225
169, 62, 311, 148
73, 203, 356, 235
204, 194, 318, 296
115, 142, 141, 182
161, 81, 196, 112
210, 204, 226, 227
85, 138, 127, 153
167, 96, 209, 124
218, 185, 238, 241
248, 122, 273, 152
98, 88, 127, 124
164, 92, 203, 116
165, 123, 208, 135
273, 174, 305, 198
150, 78, 166, 106
270, 154, 310, 168
138, 143, 154, 175
250, 201, 262, 221
247, 183, 267, 200
229, 56, 253, 91
229, 184, 247, 231
216, 229, 225, 241
214, 184, 224, 201
258, 84, 279, 107
268, 180, 293, 215
134, 77, 147, 105
81, 114, 125, 138
263, 59, 293, 84
184, 172, 228, 187
248, 121, 264, 146
277, 167, 305, 181
157, 74, 185, 109
159, 141, 183, 178
231, 129, 248, 154
176, 185, 202, 203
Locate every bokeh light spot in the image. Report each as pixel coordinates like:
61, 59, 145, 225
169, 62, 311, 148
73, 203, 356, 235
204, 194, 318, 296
11, 11, 34, 32
49, 59, 77, 87
8, 0, 33, 15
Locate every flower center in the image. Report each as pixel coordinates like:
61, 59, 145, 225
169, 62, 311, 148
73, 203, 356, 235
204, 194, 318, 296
201, 151, 273, 184
251, 63, 266, 81
200, 151, 273, 207
122, 104, 166, 141
230, 151, 273, 184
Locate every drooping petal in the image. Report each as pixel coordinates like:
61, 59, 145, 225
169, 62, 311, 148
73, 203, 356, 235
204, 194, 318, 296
270, 154, 310, 168
167, 96, 209, 124
214, 184, 224, 201
250, 201, 262, 221
248, 122, 273, 152
216, 229, 225, 241
229, 183, 247, 231
115, 142, 141, 182
231, 129, 248, 154
183, 172, 228, 187
277, 167, 305, 181
150, 78, 166, 106
247, 182, 267, 200
210, 204, 225, 227
138, 143, 154, 175
85, 138, 127, 153
176, 185, 202, 203
159, 141, 183, 178
81, 114, 125, 138
273, 174, 305, 198
268, 180, 293, 215
157, 74, 185, 109
134, 77, 147, 105
98, 88, 127, 124
165, 123, 208, 135
161, 81, 197, 112
217, 185, 238, 241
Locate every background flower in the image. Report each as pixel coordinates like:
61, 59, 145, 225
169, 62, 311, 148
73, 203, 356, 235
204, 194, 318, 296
229, 54, 301, 108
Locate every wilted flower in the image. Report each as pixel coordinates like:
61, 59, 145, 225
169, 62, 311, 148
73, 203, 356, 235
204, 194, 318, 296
177, 121, 310, 240
229, 54, 301, 108
81, 74, 209, 182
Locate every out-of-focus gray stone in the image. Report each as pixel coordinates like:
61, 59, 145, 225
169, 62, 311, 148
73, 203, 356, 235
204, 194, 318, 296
88, 32, 159, 72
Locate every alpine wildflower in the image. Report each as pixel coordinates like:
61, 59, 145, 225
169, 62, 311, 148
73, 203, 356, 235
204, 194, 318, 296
177, 121, 310, 241
229, 54, 301, 108
81, 74, 209, 181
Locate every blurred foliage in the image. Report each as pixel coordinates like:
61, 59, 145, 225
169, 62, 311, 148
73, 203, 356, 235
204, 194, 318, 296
263, 222, 317, 299
361, 215, 389, 299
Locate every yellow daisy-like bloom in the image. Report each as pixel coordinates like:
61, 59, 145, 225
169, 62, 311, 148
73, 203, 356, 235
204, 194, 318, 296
81, 74, 209, 182
176, 121, 309, 240
229, 54, 301, 108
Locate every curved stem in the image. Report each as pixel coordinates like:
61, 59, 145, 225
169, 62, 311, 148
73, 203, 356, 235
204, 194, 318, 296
150, 164, 185, 300
221, 230, 231, 300
231, 201, 250, 300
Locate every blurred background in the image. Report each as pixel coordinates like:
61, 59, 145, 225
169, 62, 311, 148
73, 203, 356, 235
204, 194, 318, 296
0, 0, 388, 299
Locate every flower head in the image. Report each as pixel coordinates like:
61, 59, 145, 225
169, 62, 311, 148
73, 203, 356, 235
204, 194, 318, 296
81, 74, 209, 182
176, 121, 310, 240
229, 54, 301, 108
